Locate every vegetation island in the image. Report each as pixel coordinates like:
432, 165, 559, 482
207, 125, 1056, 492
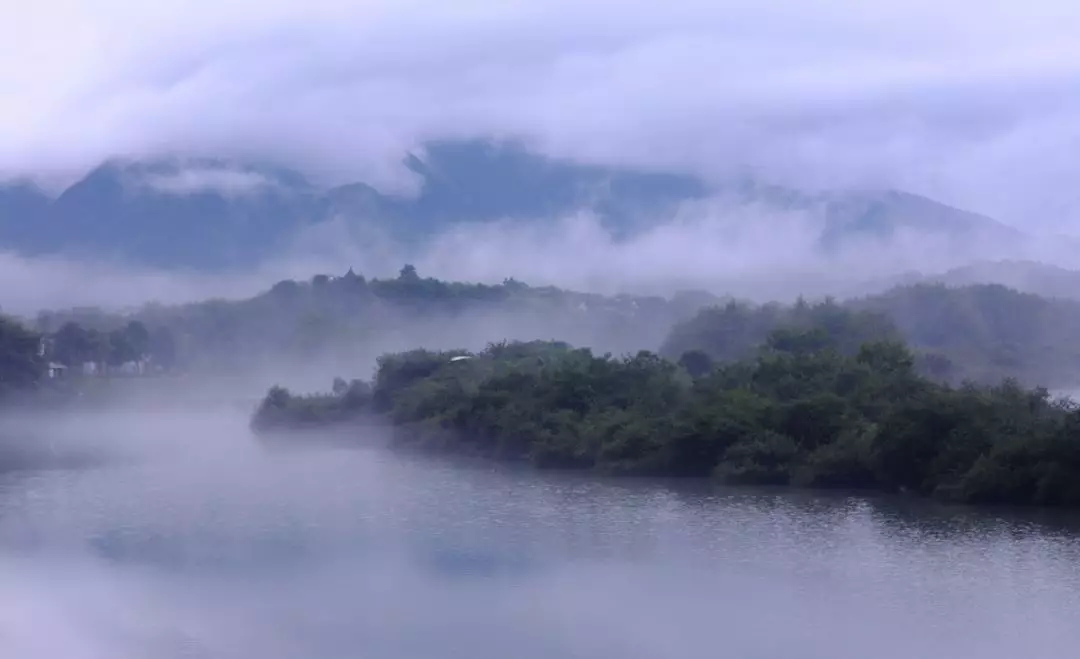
246, 268, 1080, 508
4, 265, 1080, 507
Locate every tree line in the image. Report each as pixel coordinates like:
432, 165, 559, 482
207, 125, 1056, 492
34, 265, 712, 373
44, 320, 177, 373
0, 312, 180, 409
33, 267, 1080, 388
663, 284, 1080, 387
0, 315, 44, 400
254, 324, 1080, 508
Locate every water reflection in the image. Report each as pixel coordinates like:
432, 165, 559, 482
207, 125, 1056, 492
1, 421, 1079, 658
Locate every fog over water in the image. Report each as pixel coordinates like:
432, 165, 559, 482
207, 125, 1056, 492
2, 407, 1080, 658
7, 0, 1080, 655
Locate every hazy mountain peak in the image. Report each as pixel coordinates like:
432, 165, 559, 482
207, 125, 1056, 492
0, 139, 1036, 273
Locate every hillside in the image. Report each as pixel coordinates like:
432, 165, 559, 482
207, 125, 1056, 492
925, 260, 1080, 301
33, 266, 720, 381
0, 142, 705, 270
852, 283, 1080, 386
32, 262, 1080, 395
663, 283, 1080, 388
0, 139, 1023, 271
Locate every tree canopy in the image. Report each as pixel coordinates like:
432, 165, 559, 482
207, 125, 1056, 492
664, 284, 1080, 387
35, 267, 715, 374
31, 270, 1080, 390
0, 315, 43, 399
253, 325, 1080, 507
46, 319, 164, 370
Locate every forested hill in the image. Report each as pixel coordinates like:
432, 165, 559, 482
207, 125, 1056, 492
31, 267, 1080, 389
852, 283, 1080, 386
662, 283, 1080, 388
921, 260, 1080, 301
33, 266, 721, 375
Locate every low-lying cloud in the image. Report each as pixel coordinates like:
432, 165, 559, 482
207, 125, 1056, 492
0, 249, 320, 318
3, 0, 1080, 230
3, 407, 1080, 659
140, 168, 273, 197
5, 195, 1079, 318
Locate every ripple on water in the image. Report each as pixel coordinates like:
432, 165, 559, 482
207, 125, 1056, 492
2, 418, 1080, 658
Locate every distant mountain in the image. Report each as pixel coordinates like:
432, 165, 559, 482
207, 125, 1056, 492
819, 189, 1023, 248
321, 140, 710, 244
0, 180, 51, 251
922, 260, 1080, 301
25, 159, 322, 269
0, 139, 1027, 271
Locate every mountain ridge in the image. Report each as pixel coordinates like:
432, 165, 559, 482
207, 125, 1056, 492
0, 139, 1029, 271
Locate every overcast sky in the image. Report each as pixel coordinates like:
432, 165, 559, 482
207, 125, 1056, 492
3, 0, 1080, 231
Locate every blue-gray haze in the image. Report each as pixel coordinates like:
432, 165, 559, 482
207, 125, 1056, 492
1, 409, 1079, 658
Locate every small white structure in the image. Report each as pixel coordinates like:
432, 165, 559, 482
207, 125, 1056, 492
47, 362, 67, 379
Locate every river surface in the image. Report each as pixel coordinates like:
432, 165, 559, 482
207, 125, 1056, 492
2, 409, 1080, 658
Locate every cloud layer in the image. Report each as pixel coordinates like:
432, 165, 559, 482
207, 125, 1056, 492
9, 197, 1077, 318
4, 0, 1080, 229
140, 167, 273, 196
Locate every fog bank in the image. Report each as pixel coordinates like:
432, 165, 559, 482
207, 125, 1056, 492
2, 405, 1080, 658
6, 198, 1080, 317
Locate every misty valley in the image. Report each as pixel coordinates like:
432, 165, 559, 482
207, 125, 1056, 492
9, 263, 1080, 506
4, 262, 1080, 657
9, 146, 1080, 658
9, 0, 1080, 652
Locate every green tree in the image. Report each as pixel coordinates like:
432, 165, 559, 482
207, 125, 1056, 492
52, 322, 105, 368
0, 315, 43, 398
399, 264, 420, 282
678, 349, 714, 378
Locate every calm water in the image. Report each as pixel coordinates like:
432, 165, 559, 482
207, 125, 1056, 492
2, 409, 1080, 658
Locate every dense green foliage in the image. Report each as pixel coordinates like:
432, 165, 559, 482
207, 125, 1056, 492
44, 319, 175, 372
33, 268, 1080, 389
252, 378, 374, 434
660, 297, 900, 364
254, 329, 1080, 507
0, 315, 43, 399
36, 267, 715, 373
664, 283, 1080, 387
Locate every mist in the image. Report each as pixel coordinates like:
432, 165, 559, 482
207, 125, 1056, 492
5, 0, 1080, 233
7, 1, 1080, 656
6, 253, 1080, 658
6, 193, 1080, 319
9, 186, 1080, 403
3, 403, 1080, 658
